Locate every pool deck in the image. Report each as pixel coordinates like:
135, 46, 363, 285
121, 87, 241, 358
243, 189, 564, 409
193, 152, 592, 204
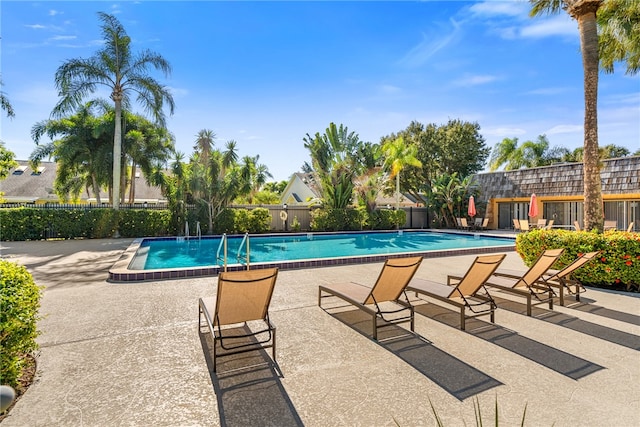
1, 234, 639, 426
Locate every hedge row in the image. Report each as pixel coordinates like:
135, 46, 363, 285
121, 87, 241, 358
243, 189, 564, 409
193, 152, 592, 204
516, 229, 640, 291
0, 207, 273, 241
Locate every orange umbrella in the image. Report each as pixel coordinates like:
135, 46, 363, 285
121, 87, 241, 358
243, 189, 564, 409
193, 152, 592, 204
528, 193, 539, 218
468, 195, 477, 217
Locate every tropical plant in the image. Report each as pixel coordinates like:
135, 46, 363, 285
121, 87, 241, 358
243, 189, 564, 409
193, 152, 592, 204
0, 77, 15, 119
303, 123, 364, 209
30, 102, 113, 203
382, 136, 422, 209
530, 0, 603, 232
429, 173, 477, 228
489, 135, 569, 171
0, 143, 17, 181
52, 12, 174, 210
598, 0, 640, 75
385, 119, 489, 205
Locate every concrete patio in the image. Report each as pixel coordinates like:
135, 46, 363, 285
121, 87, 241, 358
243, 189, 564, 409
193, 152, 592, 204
0, 238, 639, 426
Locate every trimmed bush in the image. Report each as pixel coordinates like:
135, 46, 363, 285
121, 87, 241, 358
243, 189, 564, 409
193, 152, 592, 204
310, 208, 364, 231
0, 261, 43, 389
516, 229, 640, 290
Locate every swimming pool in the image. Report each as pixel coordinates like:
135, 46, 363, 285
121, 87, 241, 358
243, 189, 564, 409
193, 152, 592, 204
109, 230, 515, 282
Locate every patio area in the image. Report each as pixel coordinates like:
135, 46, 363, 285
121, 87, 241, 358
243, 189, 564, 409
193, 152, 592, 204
1, 237, 639, 426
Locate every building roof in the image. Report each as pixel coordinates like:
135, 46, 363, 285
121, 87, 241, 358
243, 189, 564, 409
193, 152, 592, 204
473, 156, 640, 199
0, 160, 166, 203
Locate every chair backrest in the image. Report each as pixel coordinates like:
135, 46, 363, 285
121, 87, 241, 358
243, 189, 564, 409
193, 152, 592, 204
461, 218, 469, 228
456, 218, 462, 227
366, 256, 423, 304
214, 268, 278, 326
482, 218, 489, 228
627, 222, 634, 232
520, 219, 530, 231
545, 219, 555, 229
513, 219, 520, 230
537, 219, 547, 227
515, 248, 564, 288
475, 218, 483, 227
453, 254, 506, 297
604, 220, 617, 230
574, 221, 581, 231
548, 251, 600, 280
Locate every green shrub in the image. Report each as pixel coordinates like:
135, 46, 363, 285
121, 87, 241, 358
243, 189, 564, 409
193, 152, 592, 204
0, 261, 43, 389
248, 208, 271, 233
234, 208, 251, 233
310, 207, 364, 231
516, 229, 640, 290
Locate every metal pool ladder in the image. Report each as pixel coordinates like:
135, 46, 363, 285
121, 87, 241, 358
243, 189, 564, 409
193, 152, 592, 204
216, 233, 251, 272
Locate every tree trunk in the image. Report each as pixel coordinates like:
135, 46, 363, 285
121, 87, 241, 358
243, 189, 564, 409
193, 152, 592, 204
112, 100, 122, 210
92, 173, 101, 204
573, 1, 604, 232
129, 163, 136, 203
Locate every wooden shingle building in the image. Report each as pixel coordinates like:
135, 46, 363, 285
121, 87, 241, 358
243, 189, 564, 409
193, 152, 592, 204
473, 156, 640, 231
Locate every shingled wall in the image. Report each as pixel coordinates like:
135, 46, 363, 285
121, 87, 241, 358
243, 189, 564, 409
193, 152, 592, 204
473, 156, 640, 199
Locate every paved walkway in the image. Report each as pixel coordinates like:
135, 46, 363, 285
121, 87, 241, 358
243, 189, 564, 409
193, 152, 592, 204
1, 238, 639, 426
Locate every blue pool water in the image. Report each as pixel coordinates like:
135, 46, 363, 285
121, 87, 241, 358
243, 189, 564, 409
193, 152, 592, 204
135, 231, 514, 270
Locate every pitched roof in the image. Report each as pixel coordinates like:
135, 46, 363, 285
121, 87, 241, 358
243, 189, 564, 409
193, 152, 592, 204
1, 160, 166, 203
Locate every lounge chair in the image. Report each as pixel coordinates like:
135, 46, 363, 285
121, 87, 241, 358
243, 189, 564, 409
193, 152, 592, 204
460, 218, 471, 230
474, 217, 483, 230
604, 220, 617, 230
542, 251, 600, 306
486, 248, 564, 316
544, 219, 555, 230
407, 254, 506, 330
627, 222, 634, 232
573, 221, 582, 231
480, 217, 489, 230
513, 219, 521, 231
536, 219, 547, 229
519, 219, 530, 231
198, 268, 278, 372
318, 256, 423, 340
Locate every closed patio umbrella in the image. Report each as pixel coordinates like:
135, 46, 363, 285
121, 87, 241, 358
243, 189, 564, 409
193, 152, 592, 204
468, 195, 477, 218
528, 193, 539, 218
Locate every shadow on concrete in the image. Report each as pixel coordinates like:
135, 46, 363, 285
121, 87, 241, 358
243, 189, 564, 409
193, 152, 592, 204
562, 300, 640, 326
327, 309, 502, 401
413, 303, 604, 380
492, 297, 640, 351
199, 329, 303, 427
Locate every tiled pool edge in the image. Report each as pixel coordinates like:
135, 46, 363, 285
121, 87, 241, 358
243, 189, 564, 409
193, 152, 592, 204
108, 235, 516, 283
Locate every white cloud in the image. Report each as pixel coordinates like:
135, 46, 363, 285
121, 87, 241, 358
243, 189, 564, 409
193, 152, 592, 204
377, 84, 402, 95
398, 18, 462, 68
545, 124, 582, 135
525, 87, 571, 96
49, 10, 62, 16
453, 74, 499, 87
49, 35, 77, 41
167, 86, 189, 97
25, 24, 46, 30
469, 1, 528, 18
520, 15, 577, 39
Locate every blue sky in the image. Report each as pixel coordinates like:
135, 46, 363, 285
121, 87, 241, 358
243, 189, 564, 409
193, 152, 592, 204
1, 1, 639, 182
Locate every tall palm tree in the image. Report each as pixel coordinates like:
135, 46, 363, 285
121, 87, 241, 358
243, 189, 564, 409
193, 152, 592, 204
194, 129, 216, 165
598, 0, 640, 75
382, 136, 422, 209
52, 12, 174, 210
530, 0, 603, 231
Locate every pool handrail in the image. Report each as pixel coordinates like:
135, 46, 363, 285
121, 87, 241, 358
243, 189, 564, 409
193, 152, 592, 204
236, 233, 251, 270
216, 233, 228, 272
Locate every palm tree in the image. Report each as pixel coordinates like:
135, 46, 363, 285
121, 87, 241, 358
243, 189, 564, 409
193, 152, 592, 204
598, 0, 640, 75
52, 12, 174, 210
194, 129, 216, 165
31, 102, 112, 203
530, 0, 603, 231
0, 77, 15, 119
382, 136, 422, 209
